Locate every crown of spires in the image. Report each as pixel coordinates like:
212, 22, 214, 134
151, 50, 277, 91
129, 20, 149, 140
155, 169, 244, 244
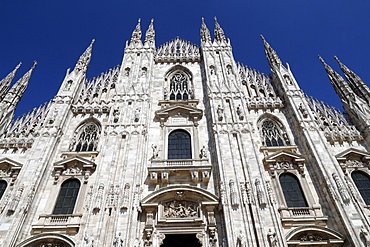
334, 56, 370, 103
5, 61, 37, 103
130, 18, 142, 45
0, 62, 22, 99
319, 56, 353, 102
200, 17, 211, 43
144, 18, 155, 46
260, 35, 282, 68
74, 39, 94, 74
214, 17, 226, 43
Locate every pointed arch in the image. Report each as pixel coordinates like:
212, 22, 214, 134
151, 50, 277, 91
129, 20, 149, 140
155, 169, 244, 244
279, 173, 308, 207
258, 114, 289, 147
351, 171, 370, 205
168, 129, 192, 159
164, 65, 194, 100
71, 118, 101, 152
53, 179, 81, 214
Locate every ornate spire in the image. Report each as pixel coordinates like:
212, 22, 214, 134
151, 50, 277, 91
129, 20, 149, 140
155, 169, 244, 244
74, 39, 94, 74
319, 56, 353, 101
130, 18, 142, 45
200, 17, 211, 43
260, 35, 282, 68
0, 62, 21, 100
5, 61, 37, 104
334, 55, 370, 104
214, 17, 226, 43
144, 18, 155, 46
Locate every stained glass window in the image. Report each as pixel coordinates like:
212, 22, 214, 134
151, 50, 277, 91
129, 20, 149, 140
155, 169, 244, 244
53, 179, 80, 214
280, 173, 308, 207
168, 130, 192, 159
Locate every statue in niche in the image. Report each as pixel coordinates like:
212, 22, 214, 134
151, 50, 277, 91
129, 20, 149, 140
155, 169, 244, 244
113, 108, 120, 123
217, 105, 224, 121
113, 232, 124, 247
64, 80, 73, 91
84, 234, 94, 247
134, 108, 140, 122
151, 144, 160, 160
200, 145, 208, 159
267, 228, 277, 247
236, 105, 244, 120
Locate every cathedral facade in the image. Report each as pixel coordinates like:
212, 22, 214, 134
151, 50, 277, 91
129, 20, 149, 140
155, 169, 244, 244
1, 18, 370, 247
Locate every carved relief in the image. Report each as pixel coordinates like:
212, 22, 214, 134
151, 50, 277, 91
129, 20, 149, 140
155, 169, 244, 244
163, 200, 199, 218
332, 173, 351, 204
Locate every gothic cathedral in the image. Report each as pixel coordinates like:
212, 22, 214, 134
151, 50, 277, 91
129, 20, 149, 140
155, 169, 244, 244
0, 18, 370, 247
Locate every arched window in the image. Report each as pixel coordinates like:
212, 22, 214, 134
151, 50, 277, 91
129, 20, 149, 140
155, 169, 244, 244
0, 180, 7, 200
168, 130, 192, 159
53, 179, 81, 214
352, 171, 370, 205
169, 71, 190, 100
260, 119, 286, 147
73, 121, 101, 152
279, 173, 308, 207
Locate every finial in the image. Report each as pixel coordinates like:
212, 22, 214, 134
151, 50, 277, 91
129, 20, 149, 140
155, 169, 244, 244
15, 62, 22, 70
334, 55, 341, 63
31, 61, 37, 69
260, 34, 266, 41
150, 18, 154, 23
318, 55, 325, 64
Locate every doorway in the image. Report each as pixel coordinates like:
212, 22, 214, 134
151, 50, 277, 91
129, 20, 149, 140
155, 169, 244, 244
160, 234, 201, 247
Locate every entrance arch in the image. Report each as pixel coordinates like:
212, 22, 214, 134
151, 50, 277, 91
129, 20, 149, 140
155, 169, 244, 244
141, 185, 219, 247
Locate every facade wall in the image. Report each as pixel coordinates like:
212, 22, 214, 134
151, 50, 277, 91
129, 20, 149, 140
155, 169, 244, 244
0, 19, 369, 247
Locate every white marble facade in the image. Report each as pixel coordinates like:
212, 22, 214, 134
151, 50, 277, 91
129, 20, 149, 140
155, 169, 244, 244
0, 18, 369, 247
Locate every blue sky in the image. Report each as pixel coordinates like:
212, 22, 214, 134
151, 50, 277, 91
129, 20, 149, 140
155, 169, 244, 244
1, 0, 370, 117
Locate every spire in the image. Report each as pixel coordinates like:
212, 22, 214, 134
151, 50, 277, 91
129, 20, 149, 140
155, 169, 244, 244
214, 17, 226, 43
4, 61, 37, 104
0, 62, 21, 100
200, 17, 211, 43
260, 35, 282, 68
334, 55, 370, 104
130, 18, 142, 46
74, 39, 94, 74
319, 56, 353, 102
144, 18, 155, 46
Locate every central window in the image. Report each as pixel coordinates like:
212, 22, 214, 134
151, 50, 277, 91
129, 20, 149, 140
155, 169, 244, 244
169, 71, 190, 100
168, 130, 192, 159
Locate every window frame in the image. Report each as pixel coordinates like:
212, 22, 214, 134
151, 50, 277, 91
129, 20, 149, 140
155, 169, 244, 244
52, 178, 81, 215
351, 170, 370, 206
279, 173, 308, 208
167, 129, 192, 160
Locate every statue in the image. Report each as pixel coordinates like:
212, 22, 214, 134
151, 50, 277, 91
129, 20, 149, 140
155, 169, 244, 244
217, 105, 224, 121
151, 144, 160, 160
200, 145, 208, 159
113, 232, 124, 247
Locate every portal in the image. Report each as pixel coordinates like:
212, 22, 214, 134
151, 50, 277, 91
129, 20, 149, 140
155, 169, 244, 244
160, 234, 201, 247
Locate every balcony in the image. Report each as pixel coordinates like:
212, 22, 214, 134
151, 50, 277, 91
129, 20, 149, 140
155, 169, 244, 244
148, 159, 212, 185
32, 213, 82, 235
279, 206, 328, 227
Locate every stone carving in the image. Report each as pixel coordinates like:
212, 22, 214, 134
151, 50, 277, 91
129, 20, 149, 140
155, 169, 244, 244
84, 234, 94, 247
265, 180, 276, 204
144, 229, 152, 247
134, 108, 140, 122
163, 87, 168, 100
62, 164, 82, 175
163, 200, 198, 218
106, 184, 119, 209
276, 161, 293, 170
199, 145, 208, 159
240, 182, 248, 205
237, 230, 246, 247
157, 233, 165, 245
85, 186, 93, 211
113, 232, 124, 247
93, 183, 104, 212
120, 183, 130, 209
300, 233, 322, 242
229, 179, 238, 206
0, 164, 11, 177
332, 173, 350, 203
255, 179, 266, 207
8, 184, 24, 214
151, 144, 160, 160
360, 226, 370, 247
155, 37, 200, 63
267, 229, 277, 247
299, 103, 308, 118
236, 105, 244, 120
207, 229, 216, 246
113, 108, 120, 123
217, 105, 224, 121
